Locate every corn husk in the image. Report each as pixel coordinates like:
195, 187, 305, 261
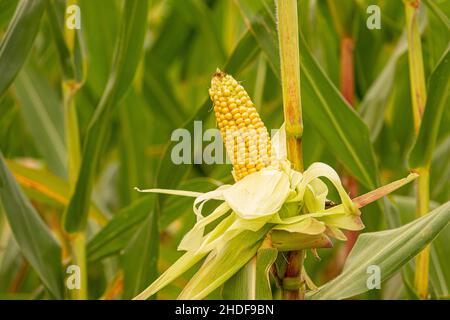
133, 125, 418, 300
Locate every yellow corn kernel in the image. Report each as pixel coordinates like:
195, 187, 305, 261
209, 69, 279, 180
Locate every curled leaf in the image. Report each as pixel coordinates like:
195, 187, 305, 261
223, 169, 291, 219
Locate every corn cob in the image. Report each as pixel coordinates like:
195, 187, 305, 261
209, 69, 278, 180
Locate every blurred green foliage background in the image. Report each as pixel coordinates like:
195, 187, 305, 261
0, 0, 449, 299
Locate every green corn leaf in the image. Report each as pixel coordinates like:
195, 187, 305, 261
64, 0, 148, 232
87, 196, 154, 262
13, 64, 67, 178
297, 18, 380, 190
308, 201, 450, 300
144, 10, 190, 127
78, 0, 119, 96
224, 31, 260, 75
117, 90, 152, 206
0, 151, 63, 299
6, 160, 107, 226
431, 135, 450, 202
145, 8, 193, 71
423, 0, 450, 70
234, 0, 280, 77
0, 0, 46, 97
409, 46, 450, 169
223, 246, 277, 300
142, 70, 187, 128
122, 208, 159, 299
392, 196, 450, 297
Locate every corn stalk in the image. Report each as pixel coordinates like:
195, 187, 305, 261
275, 0, 304, 300
63, 0, 86, 300
403, 0, 429, 299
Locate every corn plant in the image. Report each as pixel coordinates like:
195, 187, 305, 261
0, 0, 449, 301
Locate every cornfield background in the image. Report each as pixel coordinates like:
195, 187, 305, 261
0, 0, 449, 300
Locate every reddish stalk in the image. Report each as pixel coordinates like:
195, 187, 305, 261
340, 35, 360, 259
322, 36, 359, 281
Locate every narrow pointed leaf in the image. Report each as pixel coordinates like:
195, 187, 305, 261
393, 196, 450, 297
308, 201, 450, 300
7, 160, 106, 226
0, 0, 46, 97
134, 250, 207, 300
122, 209, 159, 299
87, 196, 154, 262
0, 152, 63, 299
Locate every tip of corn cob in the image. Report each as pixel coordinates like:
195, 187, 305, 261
209, 69, 279, 181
